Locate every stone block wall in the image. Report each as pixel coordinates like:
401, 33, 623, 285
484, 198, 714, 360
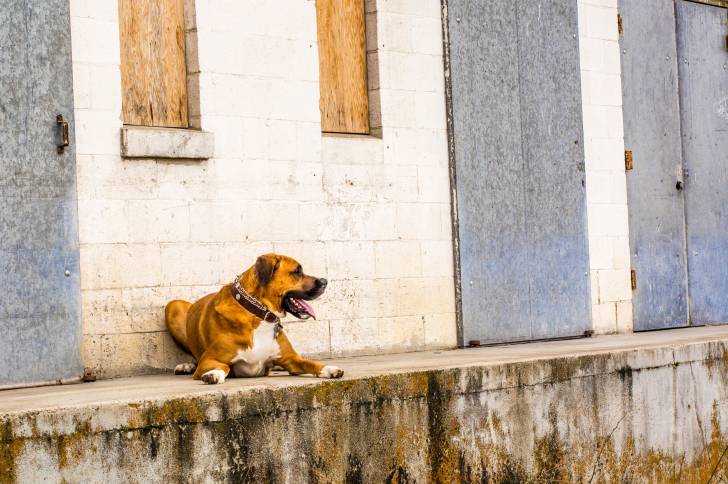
70, 0, 456, 378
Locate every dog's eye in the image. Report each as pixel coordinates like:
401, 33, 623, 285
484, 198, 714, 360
292, 266, 302, 277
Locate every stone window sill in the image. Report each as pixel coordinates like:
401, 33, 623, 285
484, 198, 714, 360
120, 125, 214, 160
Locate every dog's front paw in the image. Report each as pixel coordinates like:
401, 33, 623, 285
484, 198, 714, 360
318, 365, 344, 379
174, 362, 197, 375
201, 369, 226, 384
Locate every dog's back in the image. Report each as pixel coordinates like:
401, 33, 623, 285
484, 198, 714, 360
164, 300, 192, 354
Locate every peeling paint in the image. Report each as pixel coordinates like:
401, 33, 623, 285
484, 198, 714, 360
717, 96, 728, 121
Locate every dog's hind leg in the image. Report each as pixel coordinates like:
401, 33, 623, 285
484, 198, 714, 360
174, 362, 197, 375
165, 300, 192, 354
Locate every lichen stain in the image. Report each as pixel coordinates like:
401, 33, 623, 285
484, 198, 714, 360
3, 355, 728, 483
426, 370, 462, 483
56, 419, 93, 469
0, 420, 22, 484
386, 465, 412, 483
459, 403, 728, 484
548, 356, 581, 383
532, 410, 566, 482
147, 398, 207, 428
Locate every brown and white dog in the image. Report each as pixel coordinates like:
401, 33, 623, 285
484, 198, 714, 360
164, 253, 343, 384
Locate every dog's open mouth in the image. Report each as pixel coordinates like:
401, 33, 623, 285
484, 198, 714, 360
283, 295, 317, 320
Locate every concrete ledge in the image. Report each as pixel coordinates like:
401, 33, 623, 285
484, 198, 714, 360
3, 326, 728, 482
120, 126, 214, 160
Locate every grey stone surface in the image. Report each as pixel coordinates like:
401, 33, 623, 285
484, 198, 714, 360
2, 327, 728, 482
120, 126, 215, 159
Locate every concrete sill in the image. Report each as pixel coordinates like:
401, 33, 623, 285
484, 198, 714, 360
120, 125, 214, 160
2, 326, 728, 414
3, 326, 728, 481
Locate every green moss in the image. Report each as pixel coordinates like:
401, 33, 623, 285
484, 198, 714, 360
2, 358, 728, 483
147, 398, 207, 427
533, 412, 565, 482
548, 356, 581, 383
57, 419, 93, 469
0, 420, 21, 484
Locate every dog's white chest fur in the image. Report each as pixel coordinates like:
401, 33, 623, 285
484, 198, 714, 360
230, 323, 281, 377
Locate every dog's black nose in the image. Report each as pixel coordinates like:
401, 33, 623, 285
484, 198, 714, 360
316, 278, 328, 289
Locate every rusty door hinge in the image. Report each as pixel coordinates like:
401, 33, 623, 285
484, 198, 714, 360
82, 367, 97, 382
56, 114, 69, 154
630, 270, 637, 290
625, 150, 633, 171
618, 14, 623, 35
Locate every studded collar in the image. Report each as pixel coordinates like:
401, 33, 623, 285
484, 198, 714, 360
230, 275, 280, 324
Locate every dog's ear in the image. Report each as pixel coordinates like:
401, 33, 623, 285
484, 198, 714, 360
255, 254, 280, 286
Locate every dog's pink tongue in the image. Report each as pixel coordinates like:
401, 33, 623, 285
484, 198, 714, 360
296, 299, 316, 320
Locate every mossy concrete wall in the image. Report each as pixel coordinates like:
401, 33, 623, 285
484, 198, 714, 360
3, 340, 728, 483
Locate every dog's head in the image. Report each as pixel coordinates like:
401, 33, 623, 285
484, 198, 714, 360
253, 253, 327, 320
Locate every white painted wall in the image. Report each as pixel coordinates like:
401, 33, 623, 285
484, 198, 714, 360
69, 0, 633, 379
578, 0, 633, 334
70, 0, 456, 378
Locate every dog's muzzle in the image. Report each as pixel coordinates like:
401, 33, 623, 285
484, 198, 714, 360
283, 278, 327, 320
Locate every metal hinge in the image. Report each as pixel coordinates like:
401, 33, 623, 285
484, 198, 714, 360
625, 150, 633, 171
82, 367, 97, 382
630, 270, 637, 290
618, 14, 623, 35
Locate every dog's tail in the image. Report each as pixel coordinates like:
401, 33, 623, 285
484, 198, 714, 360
165, 300, 192, 354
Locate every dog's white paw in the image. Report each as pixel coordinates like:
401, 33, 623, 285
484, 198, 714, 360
174, 362, 197, 375
201, 369, 226, 384
318, 365, 344, 379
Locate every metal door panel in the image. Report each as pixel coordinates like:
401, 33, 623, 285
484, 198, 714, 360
0, 0, 82, 387
619, 0, 689, 330
449, 0, 531, 344
517, 0, 591, 339
677, 0, 728, 324
449, 0, 590, 344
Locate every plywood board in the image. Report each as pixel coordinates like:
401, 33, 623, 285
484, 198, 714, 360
316, 0, 369, 134
119, 0, 188, 128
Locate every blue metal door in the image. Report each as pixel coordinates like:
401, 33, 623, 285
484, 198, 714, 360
448, 0, 592, 344
619, 0, 690, 330
0, 0, 82, 387
620, 0, 728, 330
677, 0, 728, 325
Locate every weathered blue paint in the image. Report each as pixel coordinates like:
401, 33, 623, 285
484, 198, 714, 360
0, 0, 82, 387
621, 0, 728, 330
677, 0, 728, 325
448, 0, 591, 344
619, 0, 690, 330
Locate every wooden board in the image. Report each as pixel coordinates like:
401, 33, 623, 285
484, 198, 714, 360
316, 0, 369, 134
119, 0, 188, 128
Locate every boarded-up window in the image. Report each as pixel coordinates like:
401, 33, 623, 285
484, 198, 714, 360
119, 0, 188, 128
316, 0, 370, 134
